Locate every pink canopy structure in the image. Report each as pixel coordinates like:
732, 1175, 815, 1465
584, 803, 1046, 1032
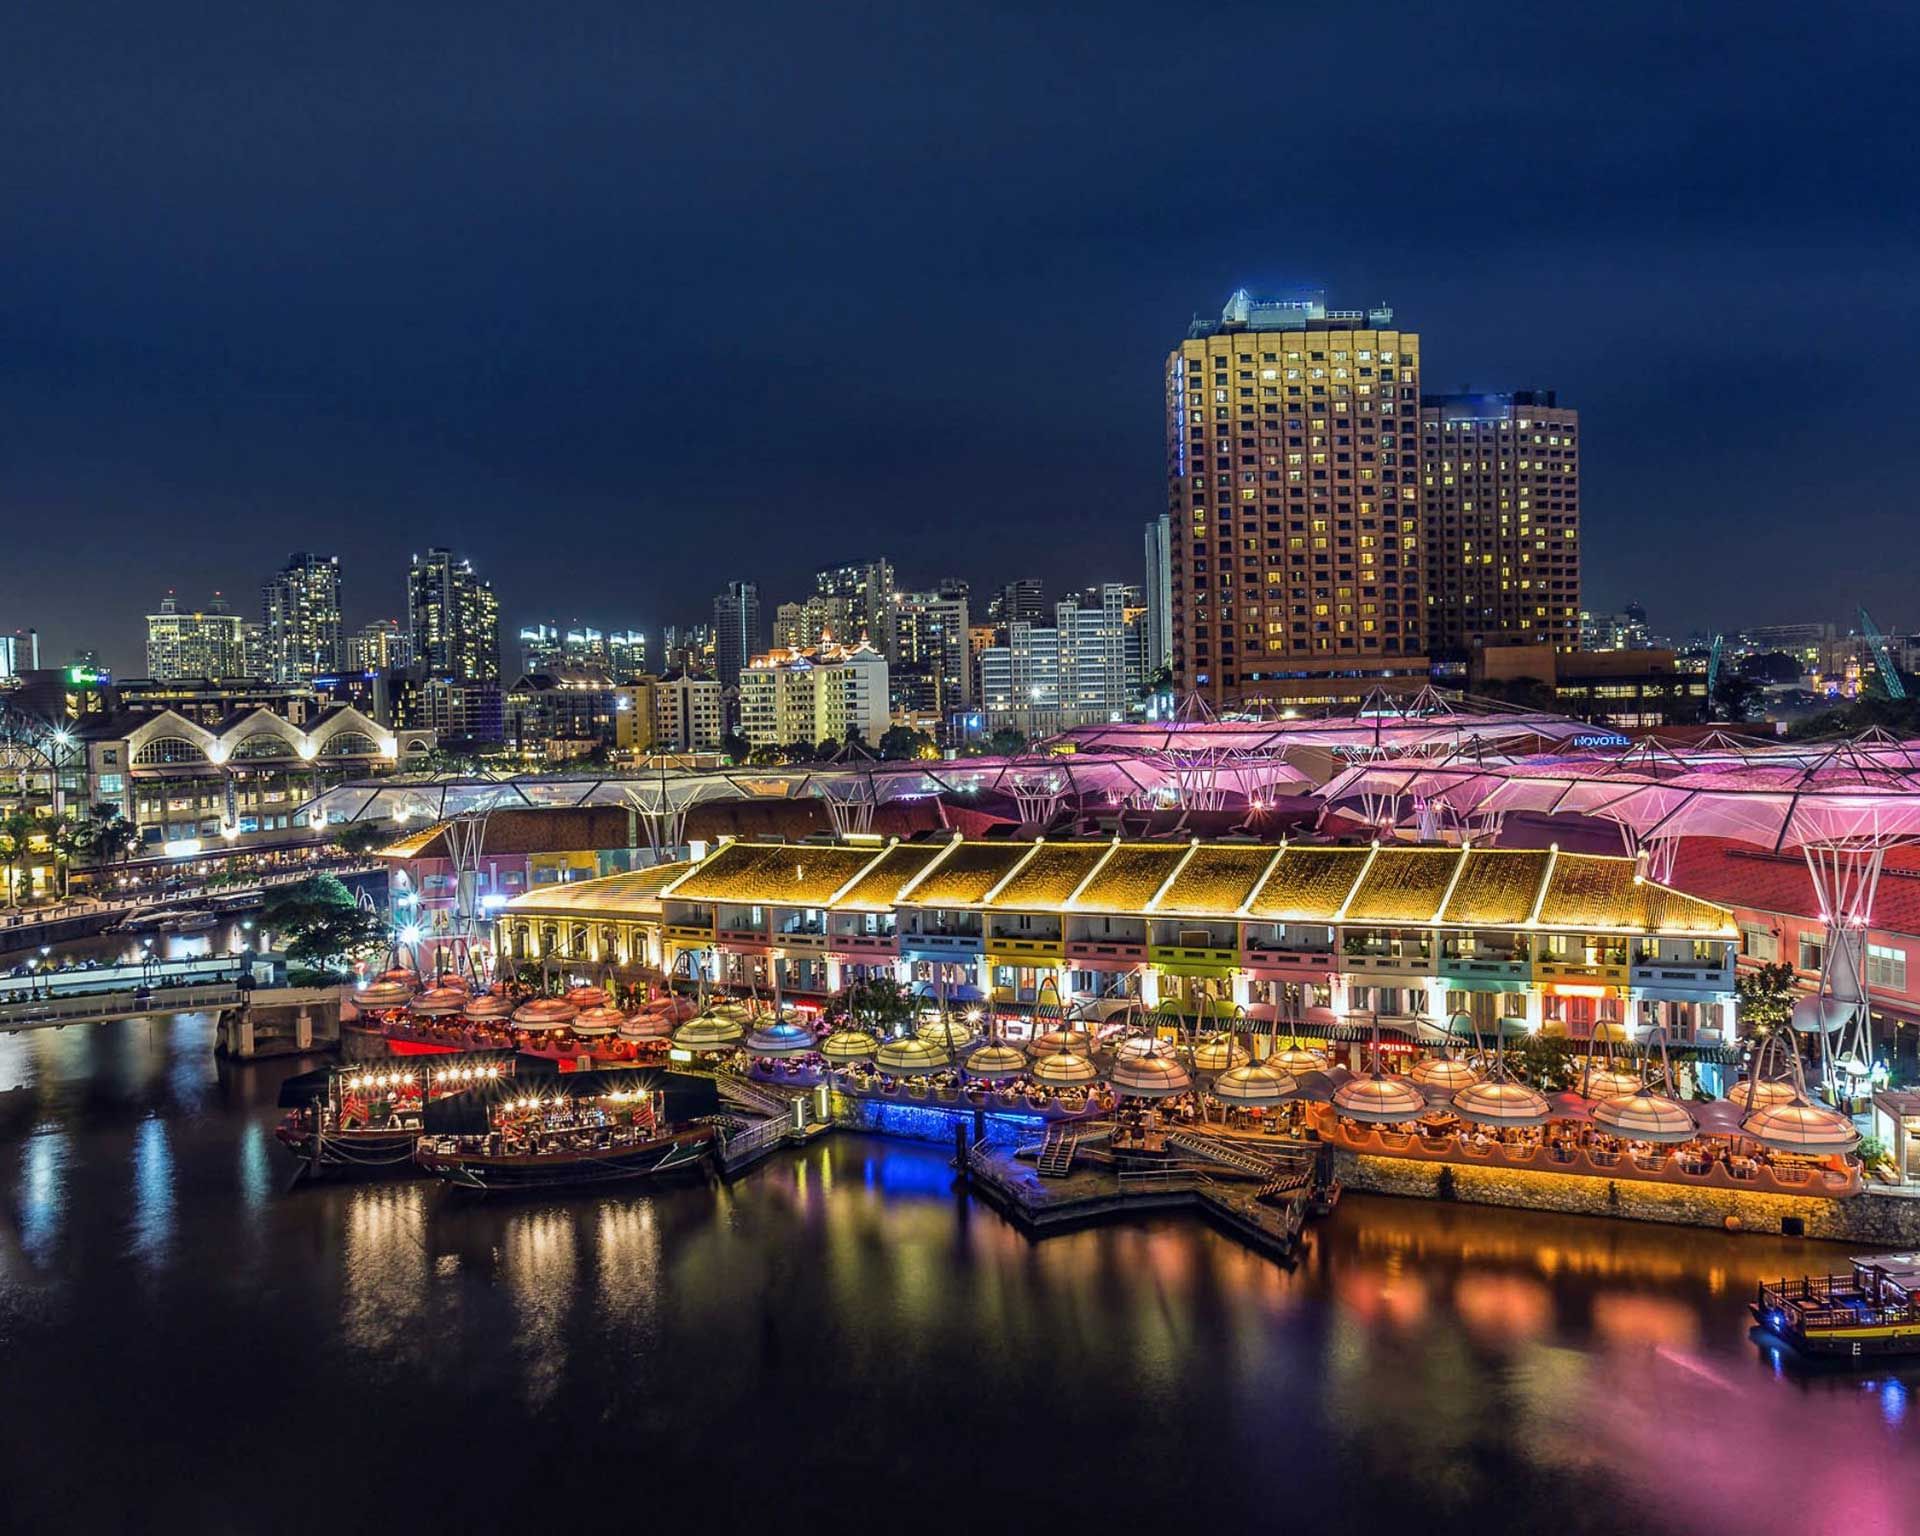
1319, 730, 1920, 1090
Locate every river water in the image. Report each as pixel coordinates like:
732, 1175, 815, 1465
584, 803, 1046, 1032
2, 1014, 1916, 1536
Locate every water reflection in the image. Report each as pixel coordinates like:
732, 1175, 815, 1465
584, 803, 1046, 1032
339, 1184, 430, 1360
128, 1117, 174, 1266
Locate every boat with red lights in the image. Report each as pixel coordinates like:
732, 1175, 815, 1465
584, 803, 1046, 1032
274, 1052, 517, 1178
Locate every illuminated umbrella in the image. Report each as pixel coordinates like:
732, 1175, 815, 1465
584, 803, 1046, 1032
1592, 1092, 1697, 1144
917, 1018, 977, 1052
673, 1011, 747, 1051
873, 1037, 949, 1076
818, 1028, 879, 1063
1725, 1078, 1798, 1111
408, 986, 467, 1018
1270, 1041, 1330, 1074
462, 993, 513, 1021
959, 1041, 1028, 1081
1029, 1051, 1101, 1087
1410, 1056, 1480, 1092
565, 984, 609, 1008
432, 972, 471, 991
512, 998, 577, 1031
1114, 1033, 1178, 1061
1190, 1034, 1250, 1074
1210, 1062, 1298, 1106
1741, 1100, 1860, 1155
618, 1010, 673, 1042
355, 979, 415, 1008
1578, 1066, 1644, 1101
376, 968, 419, 986
1451, 1079, 1553, 1128
1333, 1074, 1428, 1123
1109, 1054, 1194, 1099
744, 1019, 817, 1057
1028, 1026, 1094, 1057
572, 1005, 625, 1038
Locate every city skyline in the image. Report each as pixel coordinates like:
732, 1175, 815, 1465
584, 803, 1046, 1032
4, 4, 1915, 669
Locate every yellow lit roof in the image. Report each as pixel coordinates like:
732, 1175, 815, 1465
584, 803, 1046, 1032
503, 859, 695, 918
1245, 846, 1372, 920
985, 842, 1109, 909
833, 842, 943, 910
905, 841, 1030, 906
373, 821, 447, 859
663, 841, 880, 906
1344, 847, 1462, 923
1152, 844, 1277, 917
1070, 844, 1187, 911
1442, 849, 1553, 925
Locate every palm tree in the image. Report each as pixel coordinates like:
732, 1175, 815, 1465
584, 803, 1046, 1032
0, 810, 36, 909
48, 814, 83, 900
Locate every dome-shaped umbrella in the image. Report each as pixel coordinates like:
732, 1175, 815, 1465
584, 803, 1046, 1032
1741, 1100, 1860, 1155
1190, 1034, 1250, 1073
1451, 1079, 1553, 1128
1113, 1033, 1178, 1061
1270, 1042, 1330, 1075
1578, 1067, 1643, 1101
1333, 1074, 1428, 1123
873, 1036, 949, 1076
462, 992, 513, 1020
1411, 1055, 1480, 1091
618, 1010, 673, 1041
377, 968, 419, 986
1592, 1092, 1697, 1144
432, 972, 471, 991
565, 984, 609, 1008
959, 1041, 1028, 1081
512, 998, 577, 1031
408, 986, 467, 1018
572, 1005, 625, 1037
1110, 1054, 1194, 1099
1029, 1051, 1101, 1087
1028, 1026, 1094, 1057
744, 1019, 817, 1057
1725, 1078, 1797, 1111
818, 1028, 879, 1063
355, 979, 416, 1009
1210, 1062, 1298, 1106
917, 1018, 976, 1052
673, 1011, 747, 1051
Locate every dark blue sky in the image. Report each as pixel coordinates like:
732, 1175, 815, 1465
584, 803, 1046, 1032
4, 1, 1916, 671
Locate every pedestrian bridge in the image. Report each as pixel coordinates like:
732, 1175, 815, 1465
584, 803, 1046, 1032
0, 982, 244, 1033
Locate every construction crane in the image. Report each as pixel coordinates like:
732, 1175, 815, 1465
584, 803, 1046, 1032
1705, 633, 1724, 716
1859, 607, 1908, 701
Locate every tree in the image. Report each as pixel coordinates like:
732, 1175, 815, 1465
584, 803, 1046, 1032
720, 729, 751, 763
47, 814, 83, 899
0, 810, 35, 908
878, 724, 933, 760
332, 820, 397, 857
77, 804, 139, 866
1710, 670, 1757, 723
1509, 1032, 1578, 1090
986, 727, 1029, 757
261, 874, 390, 975
838, 974, 916, 1033
1736, 960, 1797, 1035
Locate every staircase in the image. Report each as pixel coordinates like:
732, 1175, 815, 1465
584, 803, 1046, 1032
1035, 1124, 1080, 1179
1166, 1130, 1277, 1179
718, 1074, 801, 1118
1256, 1167, 1310, 1203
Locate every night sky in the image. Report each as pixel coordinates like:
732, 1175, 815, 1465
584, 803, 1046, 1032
4, 2, 1916, 672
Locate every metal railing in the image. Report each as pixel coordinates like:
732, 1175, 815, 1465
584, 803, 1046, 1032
0, 983, 242, 1029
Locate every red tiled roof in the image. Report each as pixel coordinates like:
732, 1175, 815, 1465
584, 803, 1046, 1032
1668, 837, 1920, 938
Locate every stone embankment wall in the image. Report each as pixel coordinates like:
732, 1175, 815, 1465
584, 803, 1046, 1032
1331, 1149, 1920, 1245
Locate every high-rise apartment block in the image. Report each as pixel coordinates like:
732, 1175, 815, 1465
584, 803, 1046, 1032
979, 584, 1135, 733
712, 581, 763, 690
1144, 514, 1173, 674
1167, 290, 1423, 707
891, 588, 972, 718
145, 593, 249, 680
738, 643, 891, 750
1420, 390, 1580, 654
261, 553, 344, 682
815, 559, 896, 656
346, 618, 412, 673
408, 547, 501, 681
989, 578, 1049, 630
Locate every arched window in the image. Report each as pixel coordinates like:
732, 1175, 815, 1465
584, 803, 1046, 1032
132, 737, 208, 766
318, 732, 379, 758
229, 733, 295, 761
569, 923, 589, 958
600, 924, 621, 963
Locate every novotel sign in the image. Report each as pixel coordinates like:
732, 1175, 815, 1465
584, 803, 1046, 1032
1571, 732, 1631, 750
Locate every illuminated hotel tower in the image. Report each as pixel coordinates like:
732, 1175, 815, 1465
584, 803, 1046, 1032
1165, 290, 1425, 709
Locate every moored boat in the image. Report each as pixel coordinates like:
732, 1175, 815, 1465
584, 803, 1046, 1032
274, 1052, 517, 1178
413, 1067, 721, 1193
1752, 1254, 1920, 1359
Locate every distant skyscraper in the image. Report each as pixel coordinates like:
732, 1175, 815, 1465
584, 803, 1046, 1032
989, 579, 1048, 630
1144, 514, 1173, 673
261, 553, 343, 682
892, 587, 972, 716
712, 581, 762, 689
145, 592, 248, 680
815, 558, 896, 655
1167, 290, 1422, 707
408, 548, 501, 681
346, 618, 412, 673
1420, 390, 1580, 654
